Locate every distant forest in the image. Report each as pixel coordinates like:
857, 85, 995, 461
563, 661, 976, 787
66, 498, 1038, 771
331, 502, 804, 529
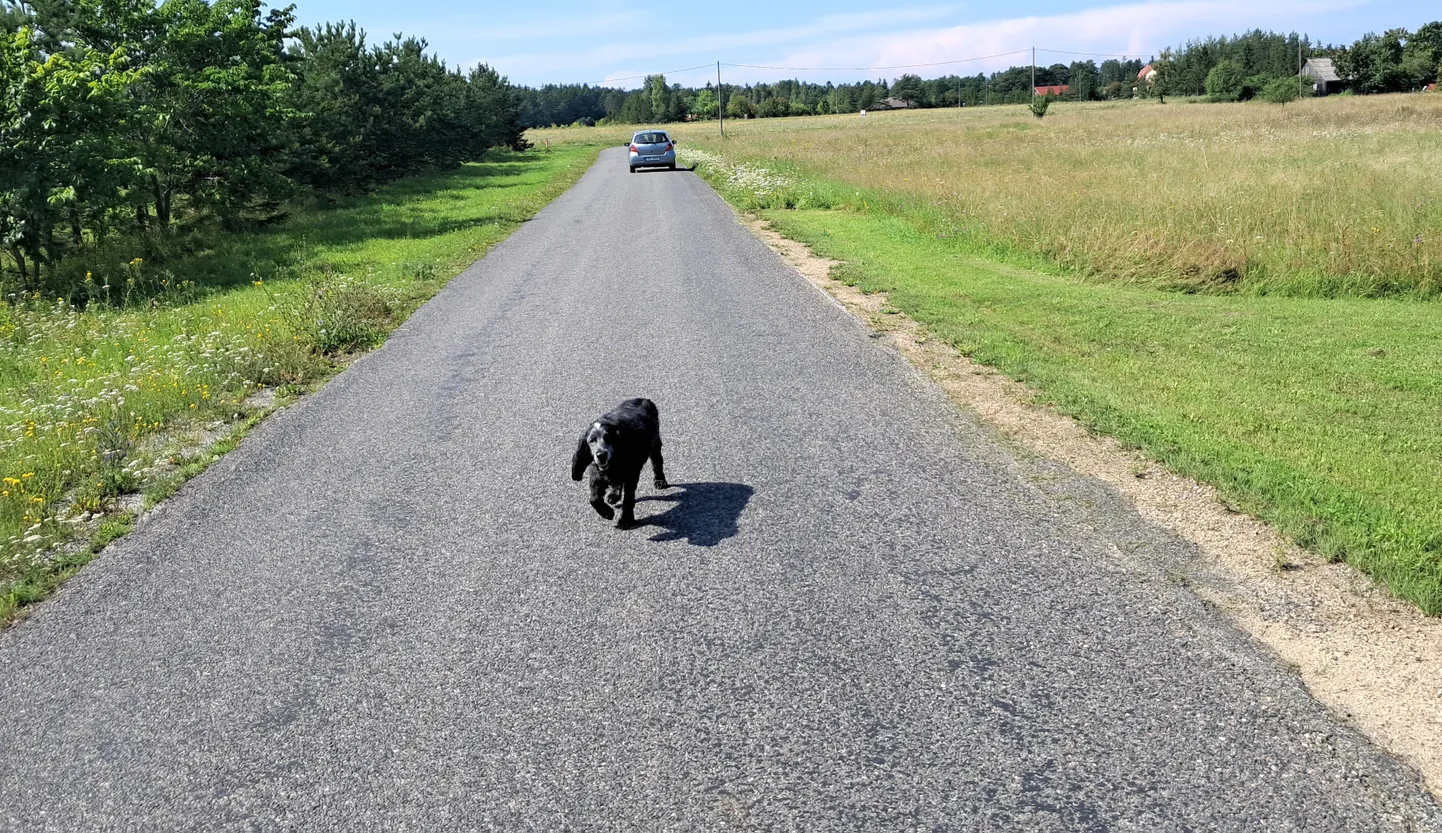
520, 24, 1442, 127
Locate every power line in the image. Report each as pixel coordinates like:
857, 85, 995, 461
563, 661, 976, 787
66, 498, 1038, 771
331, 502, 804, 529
588, 46, 1151, 89
1036, 47, 1156, 60
590, 63, 715, 86
721, 49, 1030, 73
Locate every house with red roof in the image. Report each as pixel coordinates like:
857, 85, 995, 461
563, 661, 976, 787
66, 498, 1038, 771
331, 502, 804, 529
1034, 85, 1069, 97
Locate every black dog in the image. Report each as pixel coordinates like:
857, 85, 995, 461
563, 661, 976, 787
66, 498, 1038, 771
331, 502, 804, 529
571, 398, 669, 529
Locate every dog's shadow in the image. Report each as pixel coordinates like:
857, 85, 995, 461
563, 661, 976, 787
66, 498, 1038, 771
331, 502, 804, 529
636, 482, 753, 547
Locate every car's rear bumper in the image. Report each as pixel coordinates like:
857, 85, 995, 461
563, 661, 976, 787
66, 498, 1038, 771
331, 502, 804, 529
628, 150, 677, 169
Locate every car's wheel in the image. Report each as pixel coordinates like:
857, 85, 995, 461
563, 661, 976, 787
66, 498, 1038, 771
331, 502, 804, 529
629, 167, 636, 173
667, 163, 676, 171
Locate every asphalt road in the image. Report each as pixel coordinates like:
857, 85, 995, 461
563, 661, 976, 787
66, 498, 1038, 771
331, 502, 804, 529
1, 147, 1438, 831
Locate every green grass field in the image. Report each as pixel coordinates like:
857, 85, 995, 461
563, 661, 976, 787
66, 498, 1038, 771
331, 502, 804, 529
529, 97, 1442, 614
0, 144, 598, 622
763, 208, 1442, 612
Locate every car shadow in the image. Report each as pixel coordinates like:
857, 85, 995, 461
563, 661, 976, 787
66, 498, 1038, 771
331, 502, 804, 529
635, 166, 696, 173
635, 482, 753, 546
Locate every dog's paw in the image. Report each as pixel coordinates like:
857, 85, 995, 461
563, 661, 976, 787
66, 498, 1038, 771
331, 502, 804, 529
605, 486, 623, 506
591, 500, 615, 520
616, 515, 637, 530
654, 478, 670, 490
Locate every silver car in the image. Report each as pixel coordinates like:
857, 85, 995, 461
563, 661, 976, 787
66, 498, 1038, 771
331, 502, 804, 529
628, 130, 677, 172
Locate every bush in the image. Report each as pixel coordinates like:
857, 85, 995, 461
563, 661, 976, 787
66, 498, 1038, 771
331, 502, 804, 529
1260, 76, 1311, 104
1240, 74, 1277, 101
277, 271, 395, 354
1205, 60, 1246, 102
725, 96, 755, 119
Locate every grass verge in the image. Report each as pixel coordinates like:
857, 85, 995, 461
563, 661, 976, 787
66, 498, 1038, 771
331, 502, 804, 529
0, 144, 599, 625
681, 148, 1442, 615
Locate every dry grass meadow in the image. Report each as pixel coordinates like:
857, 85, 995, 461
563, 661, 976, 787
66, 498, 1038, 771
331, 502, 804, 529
549, 95, 1442, 298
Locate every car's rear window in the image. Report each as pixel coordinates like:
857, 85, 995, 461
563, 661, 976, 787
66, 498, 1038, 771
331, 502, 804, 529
634, 132, 669, 144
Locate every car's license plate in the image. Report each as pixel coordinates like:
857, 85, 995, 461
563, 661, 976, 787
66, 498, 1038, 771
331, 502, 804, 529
643, 156, 660, 162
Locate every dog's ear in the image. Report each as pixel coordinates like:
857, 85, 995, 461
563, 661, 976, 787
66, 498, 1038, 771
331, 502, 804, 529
571, 430, 592, 481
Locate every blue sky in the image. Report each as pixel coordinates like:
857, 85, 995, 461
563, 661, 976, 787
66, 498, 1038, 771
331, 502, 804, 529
286, 0, 1437, 89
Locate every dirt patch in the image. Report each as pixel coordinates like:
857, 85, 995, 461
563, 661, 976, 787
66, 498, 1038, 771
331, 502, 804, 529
745, 216, 1442, 796
54, 389, 284, 553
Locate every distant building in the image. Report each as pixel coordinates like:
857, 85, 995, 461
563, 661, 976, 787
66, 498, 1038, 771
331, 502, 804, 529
1137, 64, 1157, 85
1034, 85, 1069, 97
1426, 83, 1438, 93
1301, 58, 1343, 96
870, 97, 916, 111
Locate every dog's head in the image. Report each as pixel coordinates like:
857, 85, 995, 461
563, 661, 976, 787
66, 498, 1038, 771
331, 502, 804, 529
584, 421, 616, 470
571, 419, 617, 480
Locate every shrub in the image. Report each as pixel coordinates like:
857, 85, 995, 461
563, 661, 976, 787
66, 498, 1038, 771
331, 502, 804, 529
1241, 74, 1277, 101
277, 271, 395, 355
1206, 60, 1246, 102
1260, 76, 1310, 104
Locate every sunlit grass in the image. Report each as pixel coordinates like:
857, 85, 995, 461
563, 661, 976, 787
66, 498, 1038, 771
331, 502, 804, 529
762, 208, 1442, 613
0, 145, 598, 620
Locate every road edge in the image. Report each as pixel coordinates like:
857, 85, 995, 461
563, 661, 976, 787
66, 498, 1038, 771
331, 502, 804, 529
736, 212, 1442, 800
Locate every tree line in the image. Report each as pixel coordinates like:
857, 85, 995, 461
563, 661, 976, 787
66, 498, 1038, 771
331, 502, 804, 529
1, 0, 526, 291
520, 22, 1442, 127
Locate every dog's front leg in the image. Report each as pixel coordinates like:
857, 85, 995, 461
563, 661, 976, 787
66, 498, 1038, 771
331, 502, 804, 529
616, 476, 639, 529
649, 438, 669, 490
587, 466, 615, 520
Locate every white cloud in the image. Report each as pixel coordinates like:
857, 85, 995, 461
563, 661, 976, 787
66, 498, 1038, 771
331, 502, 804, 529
476, 0, 1372, 86
478, 3, 967, 84
397, 11, 645, 45
881, 0, 1360, 66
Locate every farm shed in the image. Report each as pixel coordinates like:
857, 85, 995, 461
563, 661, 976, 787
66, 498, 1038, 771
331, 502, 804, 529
1301, 58, 1343, 96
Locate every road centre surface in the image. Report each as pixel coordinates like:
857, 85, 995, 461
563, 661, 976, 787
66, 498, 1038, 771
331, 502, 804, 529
1, 148, 1437, 831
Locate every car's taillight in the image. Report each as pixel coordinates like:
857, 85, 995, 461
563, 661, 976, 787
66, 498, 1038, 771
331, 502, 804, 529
629, 144, 638, 152
665, 142, 673, 152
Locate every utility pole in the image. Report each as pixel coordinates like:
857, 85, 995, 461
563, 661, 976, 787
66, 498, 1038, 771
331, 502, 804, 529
1298, 42, 1304, 99
717, 62, 725, 138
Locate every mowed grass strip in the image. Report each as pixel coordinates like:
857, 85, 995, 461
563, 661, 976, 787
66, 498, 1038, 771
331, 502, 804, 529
0, 144, 599, 621
763, 206, 1442, 613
